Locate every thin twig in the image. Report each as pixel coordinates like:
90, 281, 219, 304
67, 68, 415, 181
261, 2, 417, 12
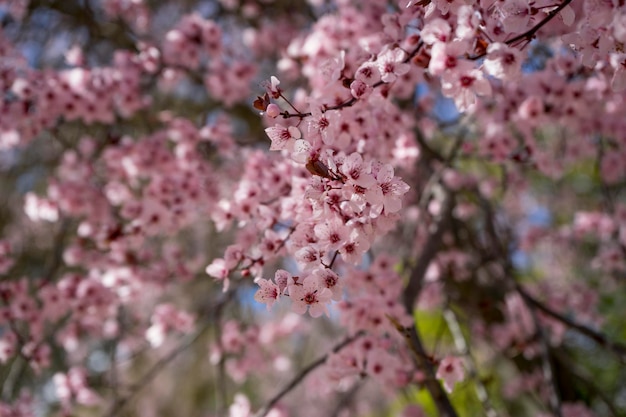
1, 357, 27, 401
505, 0, 575, 48
329, 379, 363, 417
104, 291, 235, 417
469, 0, 575, 60
414, 127, 445, 163
106, 325, 211, 416
253, 333, 363, 417
40, 218, 71, 288
520, 289, 563, 417
560, 357, 621, 417
403, 189, 453, 310
214, 300, 228, 414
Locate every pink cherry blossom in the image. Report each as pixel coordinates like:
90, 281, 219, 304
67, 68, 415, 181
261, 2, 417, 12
312, 268, 343, 301
265, 103, 281, 118
436, 356, 465, 393
254, 278, 281, 311
429, 41, 468, 77
314, 218, 350, 251
484, 43, 523, 80
1, 2, 625, 416
288, 275, 332, 317
265, 124, 302, 151
340, 152, 376, 188
371, 164, 410, 215
441, 67, 492, 112
206, 258, 230, 290
421, 19, 452, 45
498, 0, 532, 33
354, 62, 382, 86
339, 229, 371, 265
377, 48, 410, 83
294, 245, 321, 272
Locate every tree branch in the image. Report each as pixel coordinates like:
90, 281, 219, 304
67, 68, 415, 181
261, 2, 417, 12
253, 333, 363, 417
104, 291, 235, 417
504, 0, 575, 48
400, 190, 459, 417
516, 285, 626, 364
520, 289, 563, 417
469, 0, 575, 60
403, 190, 453, 310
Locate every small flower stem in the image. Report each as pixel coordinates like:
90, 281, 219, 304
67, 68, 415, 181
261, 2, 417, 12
279, 93, 305, 116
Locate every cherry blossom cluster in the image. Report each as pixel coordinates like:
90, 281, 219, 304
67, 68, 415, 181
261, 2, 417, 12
249, 139, 411, 315
53, 366, 101, 414
1, 118, 221, 412
184, 0, 626, 414
0, 0, 625, 416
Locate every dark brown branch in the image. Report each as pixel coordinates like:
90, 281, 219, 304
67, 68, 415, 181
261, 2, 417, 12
253, 333, 363, 417
414, 127, 445, 163
400, 191, 459, 417
516, 285, 626, 364
522, 290, 563, 417
390, 316, 459, 417
471, 191, 623, 414
408, 328, 458, 417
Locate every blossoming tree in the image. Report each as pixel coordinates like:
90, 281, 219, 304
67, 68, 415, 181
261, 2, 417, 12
0, 0, 625, 416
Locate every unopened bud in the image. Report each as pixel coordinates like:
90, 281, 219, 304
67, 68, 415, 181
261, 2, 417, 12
266, 103, 281, 118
